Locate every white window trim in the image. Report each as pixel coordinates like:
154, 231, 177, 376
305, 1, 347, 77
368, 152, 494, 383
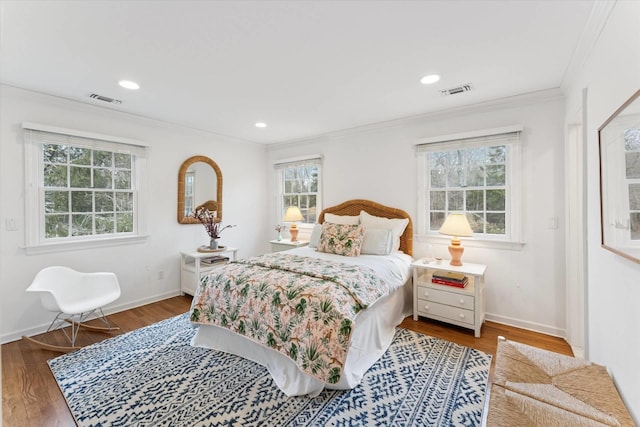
416, 125, 525, 250
22, 122, 149, 254
274, 154, 323, 229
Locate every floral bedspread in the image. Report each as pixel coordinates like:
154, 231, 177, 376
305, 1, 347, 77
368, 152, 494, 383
190, 252, 392, 384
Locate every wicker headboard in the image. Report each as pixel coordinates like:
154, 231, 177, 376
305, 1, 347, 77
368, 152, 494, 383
318, 199, 413, 257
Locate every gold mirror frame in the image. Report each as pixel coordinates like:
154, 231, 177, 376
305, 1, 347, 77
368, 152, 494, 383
598, 89, 640, 263
178, 155, 223, 224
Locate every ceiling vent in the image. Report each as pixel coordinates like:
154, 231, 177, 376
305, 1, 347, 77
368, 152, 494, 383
89, 93, 122, 104
441, 83, 473, 96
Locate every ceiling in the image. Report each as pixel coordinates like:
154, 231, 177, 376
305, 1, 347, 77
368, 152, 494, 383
1, 1, 597, 144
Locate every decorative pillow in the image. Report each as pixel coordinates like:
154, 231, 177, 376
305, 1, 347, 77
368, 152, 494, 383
359, 210, 409, 252
308, 224, 323, 248
361, 228, 393, 255
324, 213, 360, 225
317, 223, 365, 257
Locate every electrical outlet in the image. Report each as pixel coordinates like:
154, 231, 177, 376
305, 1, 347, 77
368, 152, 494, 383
157, 271, 165, 280
5, 218, 17, 231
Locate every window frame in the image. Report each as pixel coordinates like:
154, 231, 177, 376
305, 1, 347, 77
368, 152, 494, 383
23, 122, 148, 255
416, 126, 524, 250
274, 155, 322, 230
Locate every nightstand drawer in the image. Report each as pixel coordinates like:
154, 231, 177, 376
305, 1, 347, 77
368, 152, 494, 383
416, 300, 474, 326
412, 259, 486, 337
416, 285, 474, 310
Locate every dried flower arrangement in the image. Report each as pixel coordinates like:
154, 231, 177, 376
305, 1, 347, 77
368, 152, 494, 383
193, 207, 236, 239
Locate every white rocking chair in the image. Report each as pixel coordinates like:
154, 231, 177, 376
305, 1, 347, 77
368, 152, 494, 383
22, 266, 121, 352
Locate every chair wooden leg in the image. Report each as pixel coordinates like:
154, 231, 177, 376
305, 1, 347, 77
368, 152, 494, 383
21, 335, 81, 353
24, 309, 119, 353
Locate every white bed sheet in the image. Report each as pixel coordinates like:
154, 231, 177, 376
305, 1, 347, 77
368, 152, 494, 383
190, 248, 413, 397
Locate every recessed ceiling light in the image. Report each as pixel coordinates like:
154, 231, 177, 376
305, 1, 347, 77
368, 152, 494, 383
118, 80, 140, 90
255, 122, 267, 128
420, 74, 441, 85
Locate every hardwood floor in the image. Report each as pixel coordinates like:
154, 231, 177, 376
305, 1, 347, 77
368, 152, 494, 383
2, 296, 194, 427
2, 295, 572, 427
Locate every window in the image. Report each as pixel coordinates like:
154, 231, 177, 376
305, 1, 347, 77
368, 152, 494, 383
274, 155, 322, 226
625, 127, 640, 240
416, 127, 522, 244
184, 170, 195, 218
24, 123, 147, 253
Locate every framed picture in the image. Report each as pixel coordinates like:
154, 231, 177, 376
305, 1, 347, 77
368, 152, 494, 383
598, 89, 640, 263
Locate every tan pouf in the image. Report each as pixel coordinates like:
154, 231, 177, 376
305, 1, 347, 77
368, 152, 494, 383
487, 337, 635, 426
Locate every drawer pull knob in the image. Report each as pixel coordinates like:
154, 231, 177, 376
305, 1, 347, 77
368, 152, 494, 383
459, 299, 465, 305
424, 292, 429, 297
459, 314, 465, 319
424, 305, 429, 311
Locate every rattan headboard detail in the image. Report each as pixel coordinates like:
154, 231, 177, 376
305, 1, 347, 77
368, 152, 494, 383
318, 199, 413, 257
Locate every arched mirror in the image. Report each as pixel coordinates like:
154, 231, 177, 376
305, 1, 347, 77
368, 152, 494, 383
178, 155, 223, 224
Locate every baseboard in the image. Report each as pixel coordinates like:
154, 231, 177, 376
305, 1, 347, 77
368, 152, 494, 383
1, 290, 182, 345
484, 312, 566, 339
570, 345, 585, 359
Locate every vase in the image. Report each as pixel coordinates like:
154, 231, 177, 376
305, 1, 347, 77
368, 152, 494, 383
277, 232, 282, 241
209, 238, 219, 250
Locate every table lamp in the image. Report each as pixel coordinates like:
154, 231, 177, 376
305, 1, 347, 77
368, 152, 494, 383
284, 206, 304, 242
439, 213, 473, 266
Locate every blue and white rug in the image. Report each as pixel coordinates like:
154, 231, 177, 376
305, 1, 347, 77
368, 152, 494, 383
49, 314, 491, 426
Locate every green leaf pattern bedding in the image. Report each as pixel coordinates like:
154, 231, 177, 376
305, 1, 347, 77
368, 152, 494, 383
190, 252, 392, 384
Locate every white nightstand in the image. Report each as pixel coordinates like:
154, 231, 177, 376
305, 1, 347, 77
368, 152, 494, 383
269, 239, 308, 252
412, 259, 487, 337
180, 247, 238, 296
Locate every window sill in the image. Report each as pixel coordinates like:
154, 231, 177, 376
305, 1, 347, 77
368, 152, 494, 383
416, 234, 525, 251
24, 235, 149, 255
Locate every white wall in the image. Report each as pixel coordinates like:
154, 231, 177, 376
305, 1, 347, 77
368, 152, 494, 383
563, 1, 640, 420
267, 90, 567, 337
0, 85, 268, 343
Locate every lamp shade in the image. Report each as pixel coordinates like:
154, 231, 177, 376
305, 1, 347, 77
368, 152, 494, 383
439, 213, 473, 237
284, 206, 304, 222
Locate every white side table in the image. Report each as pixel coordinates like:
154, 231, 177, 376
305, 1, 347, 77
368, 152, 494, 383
180, 247, 238, 296
412, 259, 487, 337
269, 239, 308, 252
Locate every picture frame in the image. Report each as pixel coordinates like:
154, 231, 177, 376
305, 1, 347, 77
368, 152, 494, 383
598, 89, 640, 264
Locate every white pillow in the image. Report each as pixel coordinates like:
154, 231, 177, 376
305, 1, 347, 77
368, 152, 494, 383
361, 228, 393, 255
324, 213, 360, 225
309, 224, 323, 248
359, 210, 409, 252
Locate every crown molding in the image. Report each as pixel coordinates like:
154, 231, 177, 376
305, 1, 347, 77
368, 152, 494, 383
561, 0, 616, 88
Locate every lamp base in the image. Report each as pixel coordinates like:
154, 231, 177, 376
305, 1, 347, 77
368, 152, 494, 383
290, 226, 299, 242
448, 244, 464, 266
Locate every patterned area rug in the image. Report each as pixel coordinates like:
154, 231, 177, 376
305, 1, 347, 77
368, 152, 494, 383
49, 314, 491, 426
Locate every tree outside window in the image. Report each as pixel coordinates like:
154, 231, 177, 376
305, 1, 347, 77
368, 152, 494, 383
276, 158, 322, 226
282, 163, 319, 224
428, 145, 507, 235
625, 127, 640, 240
43, 143, 135, 239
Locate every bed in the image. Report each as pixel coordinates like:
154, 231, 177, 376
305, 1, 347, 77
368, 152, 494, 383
189, 199, 414, 396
